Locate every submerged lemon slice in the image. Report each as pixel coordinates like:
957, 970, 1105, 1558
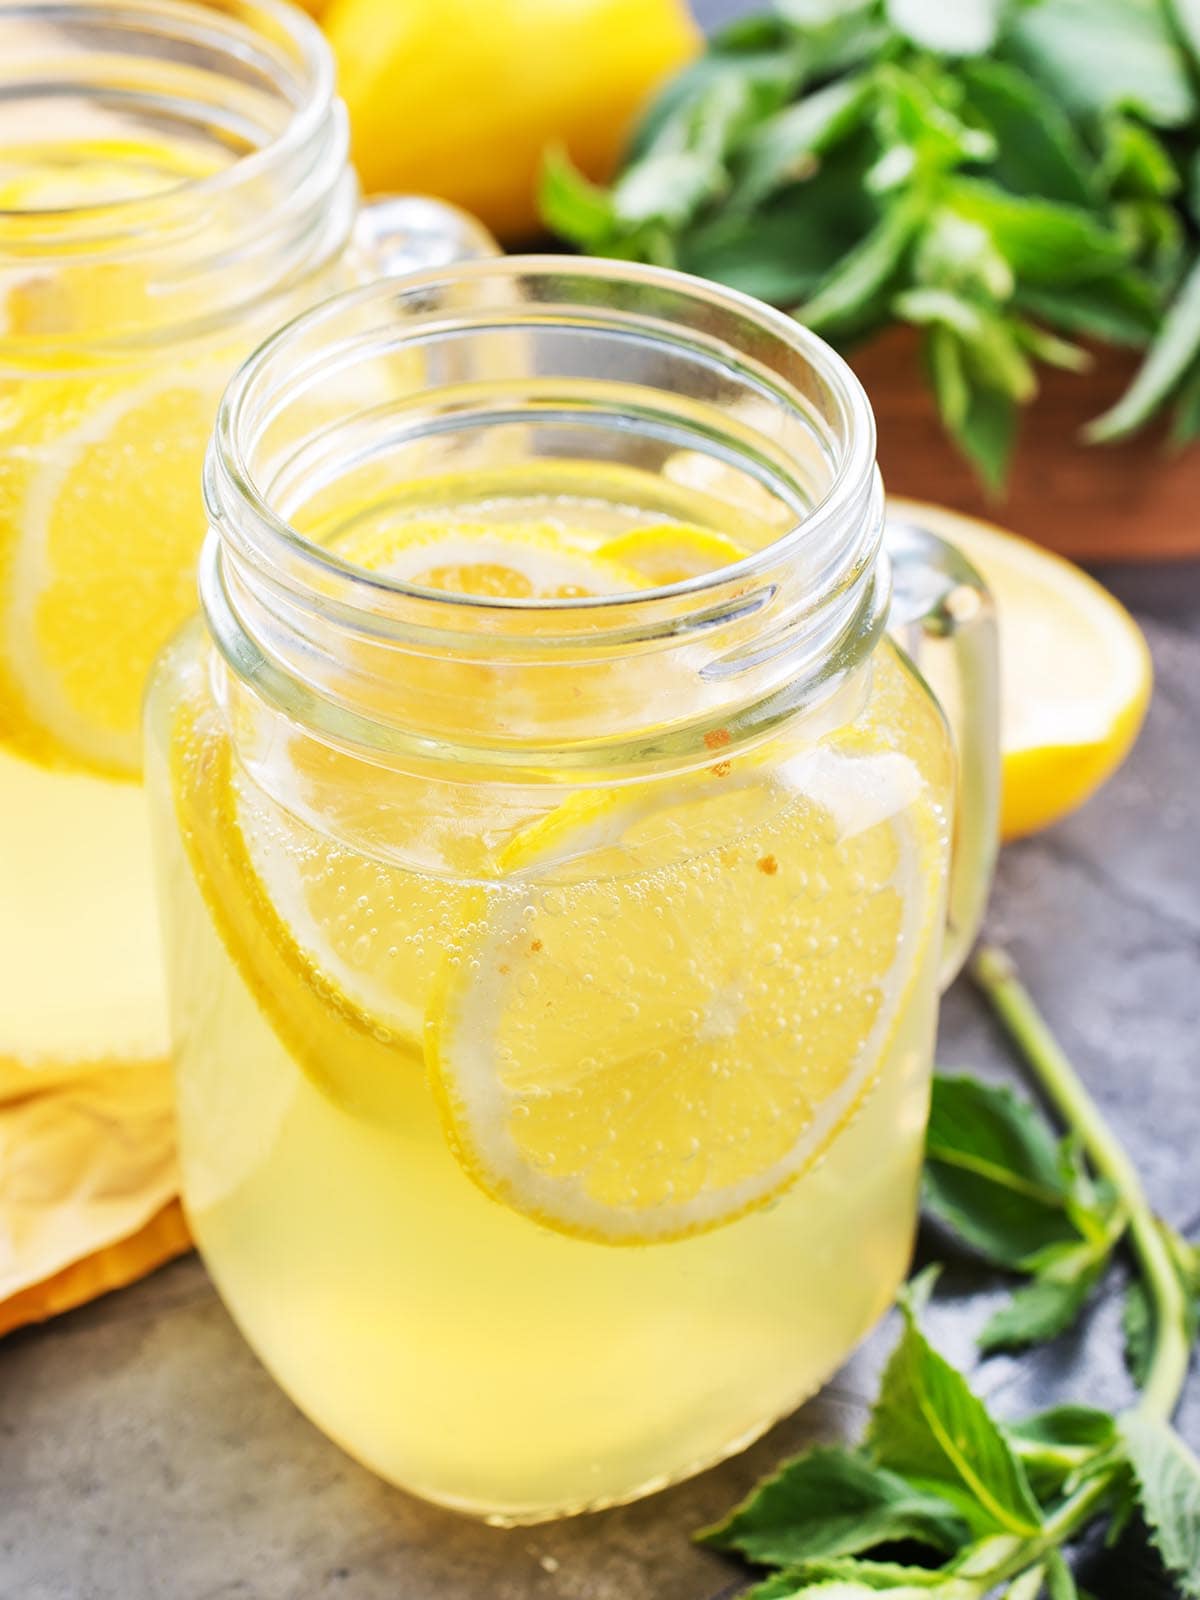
172, 520, 655, 1117
892, 500, 1152, 839
171, 710, 427, 1124
426, 742, 944, 1244
0, 375, 221, 774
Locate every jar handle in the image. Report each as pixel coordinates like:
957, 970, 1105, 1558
885, 511, 1001, 988
350, 194, 500, 280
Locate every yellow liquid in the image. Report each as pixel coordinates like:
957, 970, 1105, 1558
0, 133, 333, 1071
147, 482, 955, 1522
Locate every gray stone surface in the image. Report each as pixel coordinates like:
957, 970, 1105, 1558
1, 562, 1196, 1599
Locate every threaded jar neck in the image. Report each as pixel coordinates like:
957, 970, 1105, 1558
202, 258, 890, 780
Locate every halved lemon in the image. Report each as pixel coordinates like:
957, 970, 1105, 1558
891, 499, 1152, 839
426, 736, 945, 1244
0, 373, 223, 774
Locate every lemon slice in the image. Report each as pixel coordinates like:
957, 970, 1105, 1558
171, 708, 430, 1123
335, 517, 649, 598
0, 373, 222, 774
891, 499, 1152, 839
602, 523, 748, 584
427, 742, 945, 1244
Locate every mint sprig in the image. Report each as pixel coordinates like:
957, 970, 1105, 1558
924, 1075, 1127, 1354
698, 947, 1200, 1597
541, 0, 1200, 488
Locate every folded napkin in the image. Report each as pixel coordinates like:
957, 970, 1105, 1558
0, 1057, 190, 1335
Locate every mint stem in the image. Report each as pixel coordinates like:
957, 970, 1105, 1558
970, 944, 1191, 1424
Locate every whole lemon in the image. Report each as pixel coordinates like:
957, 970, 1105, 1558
323, 0, 700, 242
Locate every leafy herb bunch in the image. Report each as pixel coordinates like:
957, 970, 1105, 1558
542, 0, 1200, 489
698, 949, 1200, 1599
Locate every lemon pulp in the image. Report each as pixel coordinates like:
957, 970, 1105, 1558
150, 482, 955, 1518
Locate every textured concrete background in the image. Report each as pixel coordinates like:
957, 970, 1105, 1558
3, 2, 1198, 1594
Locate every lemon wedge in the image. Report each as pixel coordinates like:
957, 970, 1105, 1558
426, 735, 945, 1245
891, 499, 1152, 840
0, 373, 223, 774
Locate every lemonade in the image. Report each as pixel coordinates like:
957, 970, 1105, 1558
0, 132, 239, 1069
146, 470, 955, 1521
0, 1, 490, 1085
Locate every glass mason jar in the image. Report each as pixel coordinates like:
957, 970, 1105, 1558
146, 260, 999, 1523
0, 0, 493, 1080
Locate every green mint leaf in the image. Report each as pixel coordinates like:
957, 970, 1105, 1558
626, 32, 798, 165
956, 59, 1094, 208
696, 1445, 969, 1564
927, 326, 970, 432
1119, 1412, 1200, 1598
1088, 253, 1200, 440
1164, 0, 1200, 70
886, 0, 1004, 56
921, 1076, 1078, 1269
777, 1559, 964, 1588
1002, 1567, 1045, 1600
1124, 1280, 1155, 1388
613, 73, 773, 233
951, 381, 1017, 493
945, 180, 1129, 286
1014, 277, 1159, 348
1005, 0, 1195, 128
1007, 1404, 1118, 1501
1045, 1549, 1078, 1600
539, 146, 618, 249
1007, 1404, 1118, 1454
868, 1285, 1044, 1537
1171, 363, 1200, 447
735, 74, 875, 210
894, 291, 1035, 402
1100, 116, 1180, 201
750, 1579, 973, 1600
798, 198, 923, 336
1113, 198, 1186, 285
978, 1272, 1097, 1355
1012, 321, 1090, 374
750, 1558, 978, 1596
682, 133, 880, 307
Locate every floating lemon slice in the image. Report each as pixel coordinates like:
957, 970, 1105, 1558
426, 740, 944, 1244
335, 516, 649, 598
0, 374, 222, 774
891, 499, 1152, 839
602, 523, 748, 585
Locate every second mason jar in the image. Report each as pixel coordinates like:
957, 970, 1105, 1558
0, 0, 492, 1083
146, 259, 997, 1523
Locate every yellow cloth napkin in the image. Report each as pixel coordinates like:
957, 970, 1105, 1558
0, 1057, 190, 1335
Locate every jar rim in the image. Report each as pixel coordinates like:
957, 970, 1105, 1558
0, 0, 334, 228
0, 0, 348, 349
202, 257, 889, 773
211, 254, 880, 621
